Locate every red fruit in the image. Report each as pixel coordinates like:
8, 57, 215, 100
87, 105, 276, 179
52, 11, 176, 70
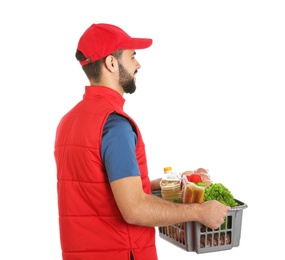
186, 173, 203, 183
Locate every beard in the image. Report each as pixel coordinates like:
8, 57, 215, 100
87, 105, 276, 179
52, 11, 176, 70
118, 62, 137, 94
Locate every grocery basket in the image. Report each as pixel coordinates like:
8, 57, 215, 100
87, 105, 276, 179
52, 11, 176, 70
152, 189, 247, 253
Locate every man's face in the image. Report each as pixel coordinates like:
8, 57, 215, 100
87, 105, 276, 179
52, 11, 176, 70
118, 50, 141, 94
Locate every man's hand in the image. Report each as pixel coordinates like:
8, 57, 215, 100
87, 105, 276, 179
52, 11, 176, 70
198, 200, 230, 230
150, 178, 162, 191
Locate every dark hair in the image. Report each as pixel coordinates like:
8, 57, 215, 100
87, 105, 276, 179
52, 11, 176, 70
75, 49, 124, 82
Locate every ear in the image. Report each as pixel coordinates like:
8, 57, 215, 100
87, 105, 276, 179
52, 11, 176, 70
104, 55, 118, 72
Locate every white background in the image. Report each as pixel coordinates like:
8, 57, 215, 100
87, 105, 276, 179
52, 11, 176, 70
1, 0, 284, 259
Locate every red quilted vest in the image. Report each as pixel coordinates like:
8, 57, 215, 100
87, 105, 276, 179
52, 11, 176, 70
54, 86, 157, 260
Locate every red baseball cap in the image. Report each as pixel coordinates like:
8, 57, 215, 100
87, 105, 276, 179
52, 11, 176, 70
77, 23, 153, 66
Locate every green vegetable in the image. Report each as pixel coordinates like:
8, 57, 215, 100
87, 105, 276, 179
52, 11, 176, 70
173, 197, 183, 203
196, 182, 207, 188
204, 183, 238, 229
204, 183, 238, 207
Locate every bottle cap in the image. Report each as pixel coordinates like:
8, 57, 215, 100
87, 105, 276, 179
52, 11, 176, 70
163, 166, 172, 173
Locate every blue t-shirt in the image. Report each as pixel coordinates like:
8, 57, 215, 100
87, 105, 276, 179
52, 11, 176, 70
101, 113, 141, 182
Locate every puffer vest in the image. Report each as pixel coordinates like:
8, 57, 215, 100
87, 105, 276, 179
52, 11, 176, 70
54, 86, 157, 260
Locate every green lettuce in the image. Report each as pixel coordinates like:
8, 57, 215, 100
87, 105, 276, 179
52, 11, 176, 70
204, 183, 238, 207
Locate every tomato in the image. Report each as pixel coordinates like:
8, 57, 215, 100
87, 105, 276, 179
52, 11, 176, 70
186, 173, 203, 183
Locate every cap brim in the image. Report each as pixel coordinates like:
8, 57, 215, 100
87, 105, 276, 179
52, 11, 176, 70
119, 38, 153, 50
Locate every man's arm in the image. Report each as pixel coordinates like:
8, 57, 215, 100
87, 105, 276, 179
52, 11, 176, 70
110, 176, 230, 230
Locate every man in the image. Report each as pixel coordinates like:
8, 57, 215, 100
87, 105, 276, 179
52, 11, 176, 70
54, 23, 230, 260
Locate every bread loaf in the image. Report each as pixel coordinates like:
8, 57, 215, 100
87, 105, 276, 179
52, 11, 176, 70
182, 182, 205, 204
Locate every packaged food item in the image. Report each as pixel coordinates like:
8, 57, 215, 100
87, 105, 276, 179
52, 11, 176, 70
195, 168, 212, 187
182, 167, 212, 187
182, 176, 205, 204
160, 167, 182, 203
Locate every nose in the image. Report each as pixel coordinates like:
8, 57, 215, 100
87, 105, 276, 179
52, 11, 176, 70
136, 60, 141, 70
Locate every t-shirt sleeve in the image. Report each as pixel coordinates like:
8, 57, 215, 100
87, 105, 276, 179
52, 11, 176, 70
101, 113, 140, 182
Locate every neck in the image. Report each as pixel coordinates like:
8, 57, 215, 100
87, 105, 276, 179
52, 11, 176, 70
89, 79, 124, 96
